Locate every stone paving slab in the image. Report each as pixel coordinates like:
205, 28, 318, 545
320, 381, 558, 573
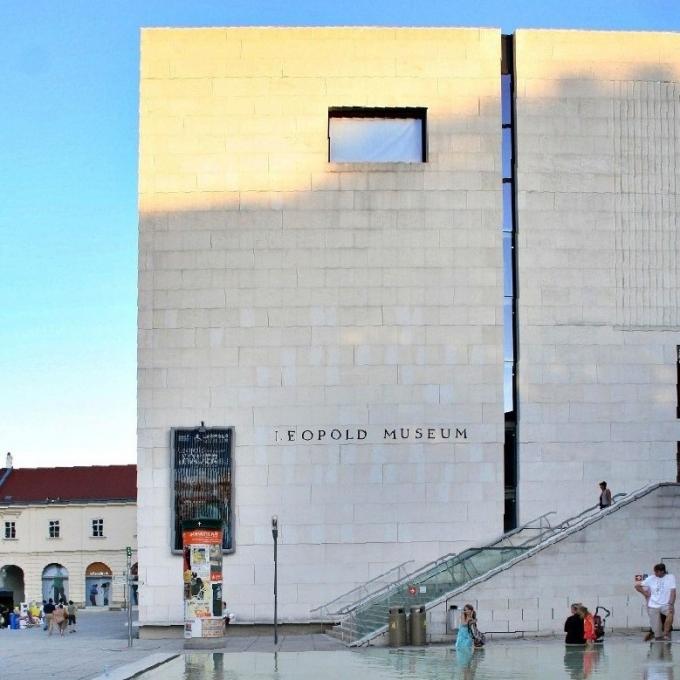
0, 611, 346, 680
91, 653, 180, 680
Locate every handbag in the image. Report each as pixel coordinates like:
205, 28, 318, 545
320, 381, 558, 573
468, 620, 486, 647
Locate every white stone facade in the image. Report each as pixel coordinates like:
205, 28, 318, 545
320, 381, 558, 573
514, 30, 680, 521
137, 27, 680, 631
138, 27, 504, 628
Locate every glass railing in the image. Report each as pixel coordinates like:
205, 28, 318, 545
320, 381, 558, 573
337, 494, 635, 644
340, 545, 530, 643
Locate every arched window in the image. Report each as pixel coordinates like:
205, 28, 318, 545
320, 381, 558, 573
42, 563, 68, 603
85, 562, 112, 607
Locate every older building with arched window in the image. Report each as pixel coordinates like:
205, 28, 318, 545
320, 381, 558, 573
0, 461, 137, 610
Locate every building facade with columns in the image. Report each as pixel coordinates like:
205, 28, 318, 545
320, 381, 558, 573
0, 463, 137, 610
137, 27, 680, 632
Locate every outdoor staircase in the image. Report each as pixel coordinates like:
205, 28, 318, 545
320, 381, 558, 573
314, 484, 660, 646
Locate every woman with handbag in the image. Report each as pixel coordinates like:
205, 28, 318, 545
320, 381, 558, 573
455, 604, 477, 652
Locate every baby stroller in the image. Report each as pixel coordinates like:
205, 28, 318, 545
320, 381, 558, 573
594, 606, 610, 643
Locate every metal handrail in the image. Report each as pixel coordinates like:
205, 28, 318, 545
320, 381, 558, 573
330, 559, 445, 616
310, 560, 414, 615
317, 510, 558, 619
556, 492, 627, 529
341, 482, 672, 646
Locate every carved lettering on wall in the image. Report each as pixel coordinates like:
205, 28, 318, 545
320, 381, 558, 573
274, 426, 468, 444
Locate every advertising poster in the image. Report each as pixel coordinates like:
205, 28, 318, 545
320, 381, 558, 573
182, 520, 223, 639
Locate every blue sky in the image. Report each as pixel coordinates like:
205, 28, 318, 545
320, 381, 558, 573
1, 1, 678, 469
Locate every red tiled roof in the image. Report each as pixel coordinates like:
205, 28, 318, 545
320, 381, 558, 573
0, 465, 136, 504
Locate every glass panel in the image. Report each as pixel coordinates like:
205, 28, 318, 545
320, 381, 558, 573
503, 232, 514, 296
501, 74, 512, 126
504, 361, 514, 412
504, 299, 514, 362
502, 127, 513, 179
339, 541, 536, 642
503, 182, 513, 231
329, 118, 423, 162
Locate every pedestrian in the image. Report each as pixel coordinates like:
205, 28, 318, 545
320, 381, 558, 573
67, 600, 77, 633
52, 603, 67, 636
43, 598, 56, 634
635, 562, 676, 641
455, 604, 476, 652
578, 605, 596, 646
598, 481, 612, 509
564, 603, 585, 645
89, 583, 99, 607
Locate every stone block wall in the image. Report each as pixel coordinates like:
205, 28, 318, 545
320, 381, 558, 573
138, 28, 505, 627
514, 30, 680, 521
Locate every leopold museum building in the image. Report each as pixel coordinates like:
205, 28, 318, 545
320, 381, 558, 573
137, 27, 680, 634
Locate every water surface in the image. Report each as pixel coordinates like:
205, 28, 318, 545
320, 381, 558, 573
139, 638, 678, 679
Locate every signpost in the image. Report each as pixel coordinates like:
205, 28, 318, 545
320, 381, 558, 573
272, 515, 278, 646
126, 546, 132, 648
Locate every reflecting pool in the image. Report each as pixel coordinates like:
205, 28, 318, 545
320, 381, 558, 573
138, 638, 678, 679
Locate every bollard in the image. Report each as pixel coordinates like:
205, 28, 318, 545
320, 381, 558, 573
409, 605, 426, 645
388, 606, 407, 647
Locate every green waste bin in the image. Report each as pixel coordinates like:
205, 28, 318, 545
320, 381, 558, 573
388, 606, 407, 647
410, 606, 426, 645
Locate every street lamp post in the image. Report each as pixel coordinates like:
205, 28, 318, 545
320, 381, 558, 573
271, 515, 278, 646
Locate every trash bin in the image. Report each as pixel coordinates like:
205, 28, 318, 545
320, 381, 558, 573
9, 613, 18, 630
410, 606, 426, 646
388, 606, 407, 647
446, 604, 458, 635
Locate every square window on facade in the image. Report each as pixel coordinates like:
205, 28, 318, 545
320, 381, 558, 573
92, 518, 104, 537
49, 520, 60, 539
4, 521, 15, 539
328, 107, 427, 162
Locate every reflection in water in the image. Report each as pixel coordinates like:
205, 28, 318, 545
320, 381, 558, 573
183, 654, 236, 680
564, 645, 604, 680
138, 640, 680, 680
455, 647, 484, 680
644, 643, 674, 680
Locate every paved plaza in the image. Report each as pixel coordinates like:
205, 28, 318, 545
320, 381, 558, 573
0, 610, 345, 680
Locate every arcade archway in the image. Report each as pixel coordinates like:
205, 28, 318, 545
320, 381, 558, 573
42, 563, 68, 603
85, 562, 112, 607
0, 565, 25, 610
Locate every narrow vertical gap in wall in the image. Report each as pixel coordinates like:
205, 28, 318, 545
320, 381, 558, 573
677, 442, 680, 483
502, 35, 519, 532
676, 345, 680, 418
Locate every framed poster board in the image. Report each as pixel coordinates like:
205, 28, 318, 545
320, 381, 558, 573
171, 426, 233, 553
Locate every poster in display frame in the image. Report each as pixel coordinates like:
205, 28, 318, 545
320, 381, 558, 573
171, 426, 234, 554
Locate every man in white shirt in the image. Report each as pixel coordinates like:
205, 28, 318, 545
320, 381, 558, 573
635, 562, 676, 641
